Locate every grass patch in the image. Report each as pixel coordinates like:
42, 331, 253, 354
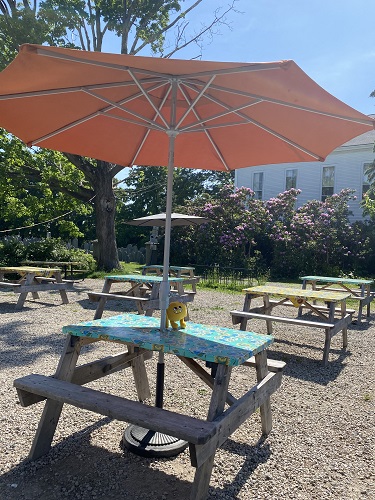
87, 262, 143, 279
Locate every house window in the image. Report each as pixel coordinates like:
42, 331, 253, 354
253, 172, 263, 200
321, 166, 335, 201
363, 163, 371, 198
285, 169, 297, 190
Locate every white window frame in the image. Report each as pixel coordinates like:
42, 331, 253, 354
362, 163, 371, 198
321, 166, 335, 201
253, 172, 264, 200
285, 168, 297, 190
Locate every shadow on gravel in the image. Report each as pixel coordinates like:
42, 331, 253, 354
76, 297, 141, 315
210, 435, 271, 497
0, 319, 64, 369
0, 415, 268, 500
264, 345, 350, 385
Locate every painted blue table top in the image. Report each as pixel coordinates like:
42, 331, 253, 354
300, 275, 373, 285
62, 313, 273, 367
105, 274, 185, 283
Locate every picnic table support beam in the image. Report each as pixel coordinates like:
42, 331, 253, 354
190, 363, 231, 500
28, 334, 81, 460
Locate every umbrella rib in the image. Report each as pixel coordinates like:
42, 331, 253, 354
130, 85, 173, 166
83, 88, 167, 132
177, 61, 287, 79
37, 47, 287, 81
128, 68, 170, 129
176, 75, 216, 129
184, 86, 323, 160
185, 80, 373, 127
178, 83, 231, 171
36, 47, 178, 80
30, 81, 169, 145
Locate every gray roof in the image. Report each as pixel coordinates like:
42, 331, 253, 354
340, 128, 375, 147
340, 114, 375, 147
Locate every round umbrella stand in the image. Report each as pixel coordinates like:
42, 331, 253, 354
121, 354, 188, 457
121, 425, 188, 458
121, 425, 189, 457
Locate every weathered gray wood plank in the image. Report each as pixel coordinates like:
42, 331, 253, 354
13, 374, 217, 445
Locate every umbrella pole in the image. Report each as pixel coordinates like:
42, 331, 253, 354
155, 132, 175, 407
122, 132, 187, 457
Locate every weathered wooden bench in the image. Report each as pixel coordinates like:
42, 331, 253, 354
0, 282, 21, 289
14, 374, 217, 446
88, 291, 150, 303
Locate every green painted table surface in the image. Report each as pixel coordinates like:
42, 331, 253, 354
62, 313, 273, 367
300, 275, 373, 285
243, 285, 350, 302
105, 274, 185, 283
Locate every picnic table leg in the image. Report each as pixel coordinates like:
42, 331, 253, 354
341, 301, 348, 349
239, 293, 252, 330
322, 301, 336, 366
255, 350, 272, 434
15, 273, 37, 310
131, 284, 146, 315
263, 295, 273, 334
190, 364, 231, 500
298, 279, 308, 316
28, 335, 82, 460
366, 285, 372, 318
127, 345, 151, 401
94, 279, 112, 319
54, 271, 69, 305
144, 282, 159, 316
356, 284, 365, 323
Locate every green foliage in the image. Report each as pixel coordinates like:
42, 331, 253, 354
87, 261, 143, 278
0, 236, 96, 269
0, 129, 94, 238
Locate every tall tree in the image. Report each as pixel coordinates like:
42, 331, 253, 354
0, 0, 239, 270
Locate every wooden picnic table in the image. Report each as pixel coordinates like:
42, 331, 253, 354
0, 266, 72, 310
300, 275, 374, 323
231, 285, 353, 365
142, 264, 199, 292
88, 274, 196, 319
21, 260, 81, 279
13, 312, 285, 500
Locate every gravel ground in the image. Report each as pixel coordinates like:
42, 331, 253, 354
0, 279, 374, 499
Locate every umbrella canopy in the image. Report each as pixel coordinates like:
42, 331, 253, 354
0, 44, 374, 330
0, 44, 373, 170
126, 212, 210, 227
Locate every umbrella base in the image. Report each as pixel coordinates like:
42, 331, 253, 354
121, 424, 188, 458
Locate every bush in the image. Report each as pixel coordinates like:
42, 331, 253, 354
0, 236, 96, 270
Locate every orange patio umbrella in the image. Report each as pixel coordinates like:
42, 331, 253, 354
0, 43, 373, 456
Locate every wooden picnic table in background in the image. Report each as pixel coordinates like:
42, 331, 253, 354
0, 266, 72, 310
142, 264, 199, 292
21, 260, 81, 280
231, 284, 353, 365
300, 275, 374, 323
13, 312, 285, 500
88, 274, 196, 319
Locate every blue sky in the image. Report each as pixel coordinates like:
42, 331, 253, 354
104, 0, 375, 116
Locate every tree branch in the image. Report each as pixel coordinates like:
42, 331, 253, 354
132, 0, 204, 55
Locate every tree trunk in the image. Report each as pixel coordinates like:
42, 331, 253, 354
92, 168, 120, 271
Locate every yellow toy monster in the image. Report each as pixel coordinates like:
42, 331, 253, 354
166, 301, 187, 329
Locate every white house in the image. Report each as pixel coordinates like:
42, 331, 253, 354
235, 126, 375, 221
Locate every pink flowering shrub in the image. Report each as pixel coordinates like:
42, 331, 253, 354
171, 186, 372, 279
